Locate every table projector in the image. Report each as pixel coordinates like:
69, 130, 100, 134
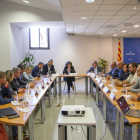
61, 105, 85, 116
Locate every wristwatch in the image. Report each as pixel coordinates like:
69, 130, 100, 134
138, 97, 140, 101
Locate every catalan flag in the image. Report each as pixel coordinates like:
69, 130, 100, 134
118, 39, 121, 61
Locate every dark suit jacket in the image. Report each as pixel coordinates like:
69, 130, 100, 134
0, 86, 13, 105
10, 78, 27, 92
87, 65, 102, 73
118, 73, 130, 81
31, 65, 42, 77
63, 66, 76, 81
42, 64, 55, 75
105, 67, 119, 77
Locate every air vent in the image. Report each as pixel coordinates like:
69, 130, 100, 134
124, 23, 132, 29
104, 25, 114, 28
67, 33, 75, 36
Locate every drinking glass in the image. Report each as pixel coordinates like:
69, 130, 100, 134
19, 101, 22, 110
13, 91, 18, 104
123, 84, 127, 93
47, 72, 50, 79
131, 103, 135, 109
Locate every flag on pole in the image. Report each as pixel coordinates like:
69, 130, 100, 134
118, 39, 121, 61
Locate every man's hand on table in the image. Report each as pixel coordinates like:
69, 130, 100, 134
130, 95, 138, 101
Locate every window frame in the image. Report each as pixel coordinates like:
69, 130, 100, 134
29, 28, 50, 50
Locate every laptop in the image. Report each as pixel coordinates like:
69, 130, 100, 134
117, 96, 140, 118
0, 107, 17, 117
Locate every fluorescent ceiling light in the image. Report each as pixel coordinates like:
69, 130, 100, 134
99, 33, 104, 34
134, 25, 139, 28
78, 26, 83, 27
114, 34, 117, 36
122, 30, 126, 33
81, 17, 87, 19
85, 0, 95, 3
23, 0, 29, 3
133, 7, 136, 10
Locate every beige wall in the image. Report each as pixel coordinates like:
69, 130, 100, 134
0, 0, 62, 71
21, 27, 122, 73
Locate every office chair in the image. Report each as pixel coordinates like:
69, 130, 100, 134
63, 81, 76, 94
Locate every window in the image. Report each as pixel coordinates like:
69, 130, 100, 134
29, 28, 50, 49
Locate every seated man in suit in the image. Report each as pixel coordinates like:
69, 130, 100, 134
87, 61, 102, 74
87, 61, 102, 92
0, 71, 13, 105
42, 59, 55, 75
125, 66, 140, 93
32, 62, 44, 77
17, 64, 28, 82
10, 67, 27, 93
112, 61, 124, 79
115, 62, 139, 87
105, 62, 119, 79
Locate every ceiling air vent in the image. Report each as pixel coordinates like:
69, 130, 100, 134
104, 25, 114, 28
124, 23, 132, 29
67, 33, 75, 36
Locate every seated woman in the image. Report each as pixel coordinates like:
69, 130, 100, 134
63, 61, 76, 93
5, 70, 24, 94
23, 66, 37, 83
118, 64, 130, 81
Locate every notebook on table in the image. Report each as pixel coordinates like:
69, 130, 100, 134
0, 107, 17, 117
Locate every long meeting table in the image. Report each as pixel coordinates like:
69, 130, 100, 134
1, 73, 140, 140
90, 75, 140, 140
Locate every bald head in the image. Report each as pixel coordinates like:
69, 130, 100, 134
137, 66, 140, 77
117, 61, 123, 69
110, 62, 117, 69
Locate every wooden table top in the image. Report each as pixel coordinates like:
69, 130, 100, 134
0, 104, 36, 126
18, 77, 56, 106
57, 73, 89, 77
90, 75, 140, 125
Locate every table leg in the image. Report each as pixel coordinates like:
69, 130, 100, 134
18, 126, 23, 140
87, 125, 96, 140
103, 94, 107, 123
58, 125, 67, 140
41, 95, 45, 124
96, 85, 99, 106
132, 124, 137, 140
53, 79, 56, 97
28, 113, 34, 140
115, 109, 119, 140
59, 77, 61, 96
48, 86, 51, 107
119, 113, 124, 140
91, 79, 93, 97
85, 77, 88, 96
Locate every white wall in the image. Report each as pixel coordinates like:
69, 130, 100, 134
21, 27, 124, 74
21, 28, 99, 73
10, 24, 22, 68
0, 0, 62, 71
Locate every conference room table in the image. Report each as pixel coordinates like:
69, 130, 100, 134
1, 73, 140, 140
90, 75, 140, 140
0, 76, 56, 140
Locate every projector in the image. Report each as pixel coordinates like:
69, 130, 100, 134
61, 105, 85, 116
